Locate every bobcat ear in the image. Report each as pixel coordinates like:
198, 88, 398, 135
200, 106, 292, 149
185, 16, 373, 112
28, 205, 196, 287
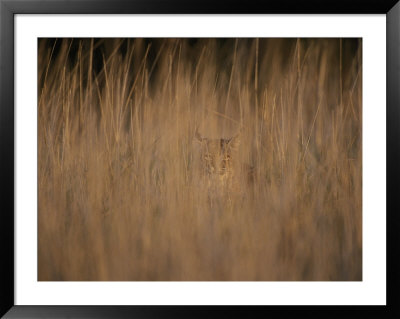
228, 124, 244, 149
195, 129, 204, 143
228, 134, 240, 149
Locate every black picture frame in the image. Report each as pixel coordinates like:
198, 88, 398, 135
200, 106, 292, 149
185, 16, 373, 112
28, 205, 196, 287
1, 0, 399, 318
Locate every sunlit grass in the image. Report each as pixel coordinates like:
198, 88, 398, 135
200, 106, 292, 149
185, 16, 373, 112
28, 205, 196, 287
38, 38, 362, 281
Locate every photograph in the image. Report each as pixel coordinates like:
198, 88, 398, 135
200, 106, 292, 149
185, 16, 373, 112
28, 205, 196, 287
38, 37, 362, 281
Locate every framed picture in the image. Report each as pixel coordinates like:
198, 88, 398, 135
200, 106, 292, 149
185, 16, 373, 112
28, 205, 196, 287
1, 0, 398, 318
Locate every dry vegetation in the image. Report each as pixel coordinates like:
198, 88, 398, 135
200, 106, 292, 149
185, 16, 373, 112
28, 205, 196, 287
38, 38, 362, 281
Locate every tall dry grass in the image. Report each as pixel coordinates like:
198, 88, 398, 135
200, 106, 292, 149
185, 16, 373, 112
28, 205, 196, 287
38, 38, 362, 280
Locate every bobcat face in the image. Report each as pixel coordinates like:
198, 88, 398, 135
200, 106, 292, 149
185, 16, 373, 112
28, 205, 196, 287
194, 130, 240, 181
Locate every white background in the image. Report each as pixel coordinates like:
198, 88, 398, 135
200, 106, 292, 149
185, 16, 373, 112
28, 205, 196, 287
15, 15, 386, 305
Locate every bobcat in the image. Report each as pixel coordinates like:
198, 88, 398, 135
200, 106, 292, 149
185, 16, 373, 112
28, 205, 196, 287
194, 129, 254, 191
